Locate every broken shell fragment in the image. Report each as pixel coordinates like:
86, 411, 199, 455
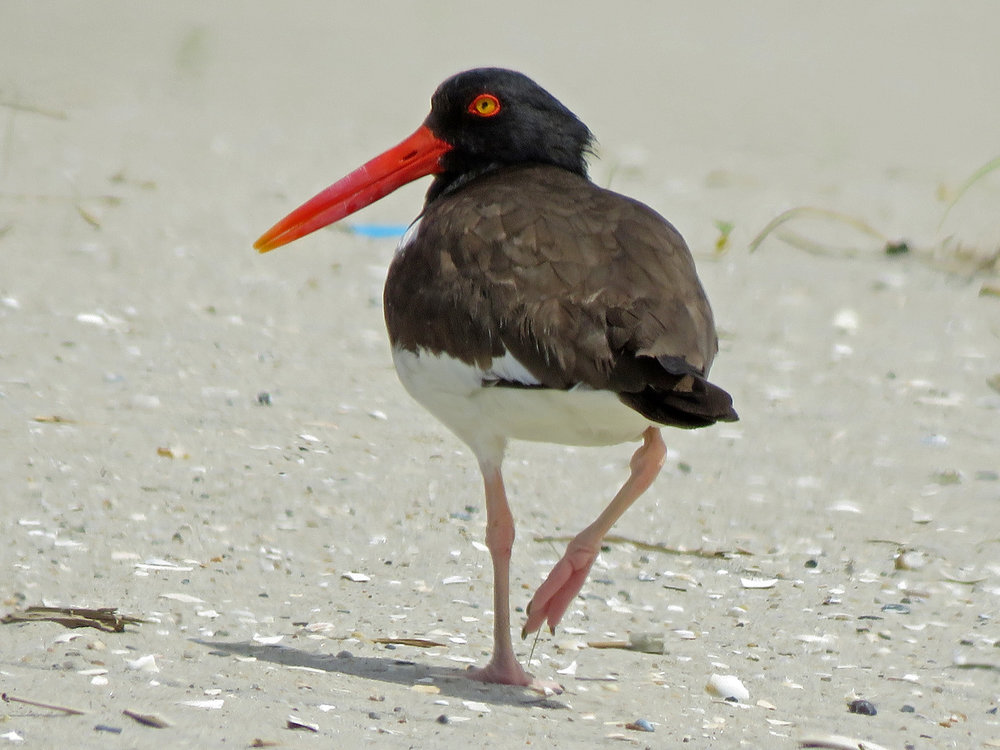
706, 673, 750, 702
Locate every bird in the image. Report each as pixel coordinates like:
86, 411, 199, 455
255, 67, 737, 691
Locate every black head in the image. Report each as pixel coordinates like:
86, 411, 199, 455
423, 68, 594, 202
254, 68, 596, 251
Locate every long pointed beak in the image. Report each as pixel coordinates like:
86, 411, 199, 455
254, 124, 451, 252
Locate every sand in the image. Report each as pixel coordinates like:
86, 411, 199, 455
2, 2, 999, 748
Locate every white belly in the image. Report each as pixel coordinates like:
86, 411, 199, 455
391, 347, 650, 461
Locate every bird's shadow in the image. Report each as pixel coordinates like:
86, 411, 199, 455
192, 639, 568, 709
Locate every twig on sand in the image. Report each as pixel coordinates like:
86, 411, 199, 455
2, 693, 85, 716
532, 534, 750, 559
1, 605, 147, 632
371, 637, 448, 648
122, 709, 173, 728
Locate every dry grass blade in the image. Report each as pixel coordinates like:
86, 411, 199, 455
0, 98, 68, 119
748, 206, 888, 255
939, 154, 1000, 229
76, 204, 101, 229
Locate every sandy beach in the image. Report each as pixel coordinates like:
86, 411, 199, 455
2, 3, 999, 747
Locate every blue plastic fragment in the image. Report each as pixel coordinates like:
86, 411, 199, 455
349, 223, 410, 239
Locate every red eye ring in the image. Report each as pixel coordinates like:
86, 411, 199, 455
468, 93, 501, 118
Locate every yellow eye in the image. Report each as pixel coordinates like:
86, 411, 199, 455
468, 93, 501, 117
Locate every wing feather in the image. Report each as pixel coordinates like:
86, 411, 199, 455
384, 164, 737, 428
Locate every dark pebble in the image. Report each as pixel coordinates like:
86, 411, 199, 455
884, 240, 910, 255
256, 391, 272, 406
368, 711, 380, 720
849, 699, 877, 716
881, 603, 911, 614
901, 704, 915, 713
804, 559, 819, 568
436, 714, 449, 724
94, 725, 123, 734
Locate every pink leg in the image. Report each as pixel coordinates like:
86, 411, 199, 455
467, 464, 561, 693
522, 427, 666, 638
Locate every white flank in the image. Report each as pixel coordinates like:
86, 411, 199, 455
391, 347, 650, 462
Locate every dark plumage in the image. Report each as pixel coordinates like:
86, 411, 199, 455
255, 67, 736, 691
385, 164, 736, 429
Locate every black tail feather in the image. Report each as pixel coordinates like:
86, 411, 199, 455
617, 355, 738, 429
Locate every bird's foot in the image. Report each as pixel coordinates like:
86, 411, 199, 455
467, 659, 563, 694
521, 544, 598, 638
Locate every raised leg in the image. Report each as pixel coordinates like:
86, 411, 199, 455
522, 426, 666, 638
467, 462, 562, 693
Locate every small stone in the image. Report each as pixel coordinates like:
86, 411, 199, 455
436, 714, 449, 724
894, 549, 928, 571
832, 308, 859, 334
901, 704, 915, 713
881, 603, 911, 615
884, 240, 910, 255
625, 718, 654, 732
126, 654, 160, 673
848, 698, 877, 716
932, 469, 962, 485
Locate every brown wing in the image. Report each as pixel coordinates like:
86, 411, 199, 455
384, 164, 737, 428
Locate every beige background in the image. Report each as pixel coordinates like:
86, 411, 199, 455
2, 3, 998, 747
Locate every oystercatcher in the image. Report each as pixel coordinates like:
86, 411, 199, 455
255, 68, 737, 690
